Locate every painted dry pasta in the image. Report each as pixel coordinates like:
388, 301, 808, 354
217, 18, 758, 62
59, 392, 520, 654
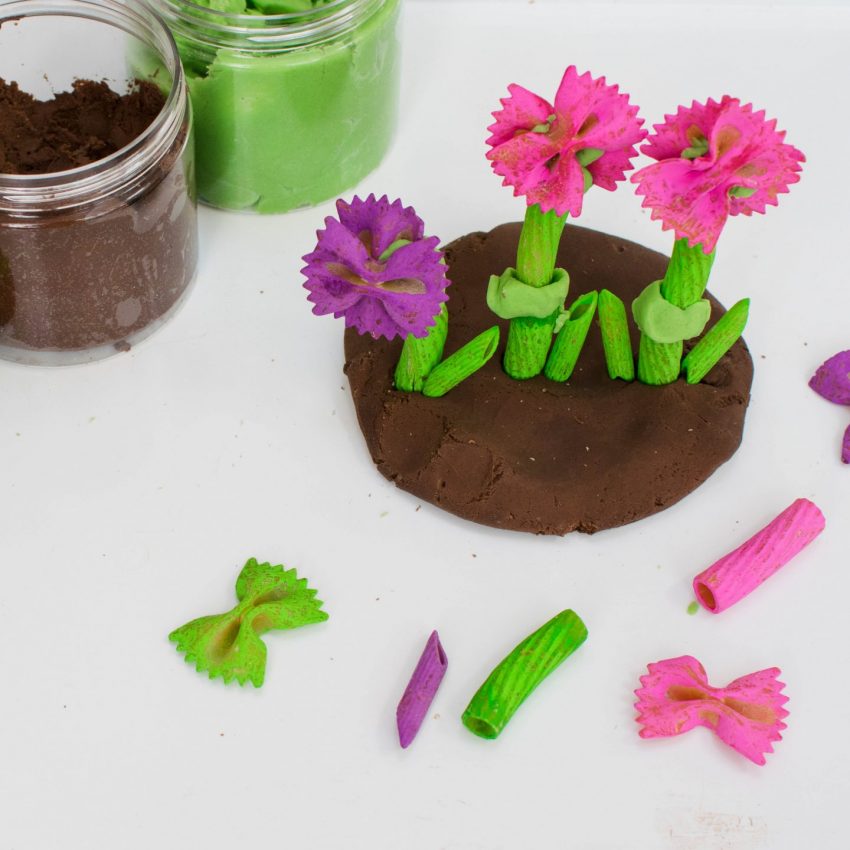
169, 557, 328, 686
462, 609, 587, 740
485, 66, 646, 380
693, 498, 825, 613
809, 350, 850, 462
302, 194, 500, 395
396, 630, 448, 748
634, 656, 789, 766
630, 97, 804, 385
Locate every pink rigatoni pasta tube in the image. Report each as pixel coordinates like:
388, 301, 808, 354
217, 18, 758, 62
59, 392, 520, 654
396, 631, 448, 748
693, 498, 825, 614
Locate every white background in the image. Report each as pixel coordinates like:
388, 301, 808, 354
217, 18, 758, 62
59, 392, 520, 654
2, 1, 849, 848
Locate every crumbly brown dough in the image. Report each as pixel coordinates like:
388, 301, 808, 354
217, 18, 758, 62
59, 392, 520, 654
0, 78, 196, 355
0, 78, 164, 174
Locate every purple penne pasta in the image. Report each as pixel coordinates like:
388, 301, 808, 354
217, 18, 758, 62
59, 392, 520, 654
396, 631, 448, 748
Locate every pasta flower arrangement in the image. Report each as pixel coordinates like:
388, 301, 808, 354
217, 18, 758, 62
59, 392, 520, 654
485, 66, 646, 380
303, 75, 804, 396
303, 194, 500, 396
630, 97, 805, 385
296, 66, 808, 536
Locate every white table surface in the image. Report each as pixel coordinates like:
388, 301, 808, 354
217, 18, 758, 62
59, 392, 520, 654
2, 1, 849, 848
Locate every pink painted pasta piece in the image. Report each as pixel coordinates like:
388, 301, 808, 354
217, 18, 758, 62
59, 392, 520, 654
693, 498, 825, 614
635, 656, 789, 766
396, 631, 448, 748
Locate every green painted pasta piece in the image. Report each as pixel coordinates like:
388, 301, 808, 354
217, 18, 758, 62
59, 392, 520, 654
637, 238, 715, 385
515, 204, 568, 287
394, 304, 449, 392
544, 291, 598, 382
169, 558, 328, 687
503, 204, 569, 379
637, 332, 682, 385
682, 298, 750, 384
462, 609, 588, 739
598, 289, 634, 381
422, 326, 500, 397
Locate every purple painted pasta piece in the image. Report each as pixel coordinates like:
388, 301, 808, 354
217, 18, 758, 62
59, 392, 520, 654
693, 498, 825, 614
809, 350, 850, 405
396, 631, 448, 748
843, 424, 850, 464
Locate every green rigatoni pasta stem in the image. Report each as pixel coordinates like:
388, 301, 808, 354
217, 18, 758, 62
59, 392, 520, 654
544, 291, 598, 382
462, 609, 588, 739
394, 304, 449, 392
598, 289, 634, 381
422, 326, 500, 398
637, 238, 715, 385
682, 298, 750, 384
503, 204, 569, 380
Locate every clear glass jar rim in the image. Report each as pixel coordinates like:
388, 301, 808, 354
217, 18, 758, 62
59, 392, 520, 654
0, 0, 185, 197
157, 0, 386, 46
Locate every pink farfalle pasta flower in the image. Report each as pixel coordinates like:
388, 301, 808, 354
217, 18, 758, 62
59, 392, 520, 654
635, 656, 789, 766
486, 66, 646, 218
632, 97, 804, 253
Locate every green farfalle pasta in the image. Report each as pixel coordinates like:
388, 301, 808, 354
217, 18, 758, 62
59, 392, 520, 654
169, 558, 329, 687
462, 609, 588, 739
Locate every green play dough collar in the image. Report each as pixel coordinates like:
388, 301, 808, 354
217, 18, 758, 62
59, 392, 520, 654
632, 281, 711, 344
487, 267, 570, 321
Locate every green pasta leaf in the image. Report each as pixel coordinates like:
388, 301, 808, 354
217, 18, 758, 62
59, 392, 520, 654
681, 298, 750, 384
462, 609, 588, 739
394, 304, 448, 392
169, 558, 329, 687
422, 326, 500, 397
598, 289, 634, 381
544, 290, 598, 382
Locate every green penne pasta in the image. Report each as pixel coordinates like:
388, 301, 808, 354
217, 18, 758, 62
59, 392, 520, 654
422, 326, 500, 397
544, 290, 598, 382
462, 609, 588, 739
681, 298, 750, 384
502, 204, 569, 380
394, 304, 449, 392
636, 238, 715, 385
598, 289, 634, 381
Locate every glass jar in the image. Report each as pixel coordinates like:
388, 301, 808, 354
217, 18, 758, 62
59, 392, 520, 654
0, 0, 198, 366
155, 0, 401, 213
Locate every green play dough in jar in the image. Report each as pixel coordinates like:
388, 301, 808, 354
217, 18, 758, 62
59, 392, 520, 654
162, 0, 400, 213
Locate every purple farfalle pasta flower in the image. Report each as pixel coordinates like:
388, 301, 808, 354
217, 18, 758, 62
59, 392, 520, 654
302, 194, 450, 341
396, 630, 448, 748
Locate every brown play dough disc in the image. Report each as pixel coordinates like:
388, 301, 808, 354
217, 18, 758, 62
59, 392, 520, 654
344, 222, 753, 535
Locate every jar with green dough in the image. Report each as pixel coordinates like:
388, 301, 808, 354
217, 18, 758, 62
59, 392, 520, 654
154, 0, 401, 213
